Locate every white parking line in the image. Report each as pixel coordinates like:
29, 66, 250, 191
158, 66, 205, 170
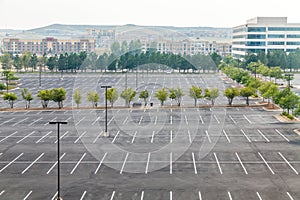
170, 116, 173, 125
257, 129, 270, 142
214, 152, 223, 174
28, 117, 43, 126
36, 131, 52, 143
51, 191, 58, 200
0, 190, 5, 196
12, 117, 28, 126
141, 191, 144, 200
22, 153, 44, 174
170, 191, 172, 200
145, 152, 151, 174
256, 192, 263, 200
243, 115, 252, 124
107, 116, 114, 125
54, 131, 69, 143
93, 131, 103, 143
75, 116, 86, 126
240, 129, 251, 143
258, 152, 275, 174
0, 131, 18, 143
223, 130, 231, 143
188, 130, 192, 143
228, 191, 232, 200
70, 153, 86, 174
46, 153, 66, 174
91, 116, 101, 125
198, 191, 202, 200
16, 131, 35, 143
94, 152, 107, 174
170, 130, 173, 143
112, 131, 120, 143
235, 152, 248, 175
205, 130, 211, 143
192, 152, 197, 174
229, 115, 237, 124
214, 115, 220, 124
120, 153, 129, 174
275, 129, 290, 142
278, 152, 298, 174
74, 131, 87, 143
287, 192, 294, 200
23, 190, 32, 200
185, 115, 188, 125
122, 116, 128, 125
80, 191, 87, 200
0, 117, 15, 125
170, 152, 172, 174
199, 115, 204, 124
0, 153, 23, 173
139, 116, 143, 125
45, 117, 57, 126
110, 191, 115, 200
151, 131, 155, 143
154, 116, 157, 125
131, 131, 137, 143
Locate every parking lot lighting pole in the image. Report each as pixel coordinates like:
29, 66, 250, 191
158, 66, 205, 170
101, 86, 112, 137
136, 66, 138, 90
39, 64, 42, 87
49, 121, 68, 200
285, 73, 294, 91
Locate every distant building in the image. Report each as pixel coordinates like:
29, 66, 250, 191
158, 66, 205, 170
87, 29, 115, 48
2, 37, 96, 55
141, 39, 231, 57
232, 17, 300, 57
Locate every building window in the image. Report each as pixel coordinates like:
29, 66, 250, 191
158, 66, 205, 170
287, 34, 300, 38
268, 34, 285, 38
247, 34, 266, 39
268, 41, 285, 45
246, 41, 266, 46
287, 42, 300, 45
247, 27, 266, 32
269, 27, 300, 31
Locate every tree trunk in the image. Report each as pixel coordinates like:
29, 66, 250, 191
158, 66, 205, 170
194, 99, 197, 107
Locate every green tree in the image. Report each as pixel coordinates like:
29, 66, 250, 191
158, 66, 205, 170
0, 52, 12, 70
224, 87, 239, 106
46, 56, 58, 71
29, 53, 38, 72
73, 89, 82, 109
258, 82, 273, 102
51, 88, 67, 109
0, 82, 6, 93
139, 90, 149, 106
3, 92, 17, 108
121, 88, 136, 107
279, 92, 299, 115
37, 89, 52, 108
110, 42, 121, 56
205, 88, 219, 106
87, 91, 99, 108
189, 86, 202, 107
269, 66, 283, 83
21, 88, 33, 109
13, 55, 23, 72
169, 87, 184, 106
240, 87, 255, 105
155, 88, 169, 106
107, 88, 119, 107
264, 84, 279, 107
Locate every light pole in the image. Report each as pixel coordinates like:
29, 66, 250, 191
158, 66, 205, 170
136, 66, 138, 90
39, 64, 42, 88
49, 121, 68, 200
123, 68, 128, 90
285, 73, 294, 91
101, 85, 112, 137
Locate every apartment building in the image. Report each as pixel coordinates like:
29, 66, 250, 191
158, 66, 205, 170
2, 37, 96, 55
232, 17, 300, 57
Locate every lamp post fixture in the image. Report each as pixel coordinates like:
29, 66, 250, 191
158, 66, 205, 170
123, 68, 128, 90
101, 85, 112, 137
39, 64, 42, 88
285, 73, 294, 91
49, 121, 68, 200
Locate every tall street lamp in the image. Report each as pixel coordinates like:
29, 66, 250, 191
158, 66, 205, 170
285, 73, 294, 91
101, 85, 112, 137
49, 121, 68, 200
123, 68, 128, 90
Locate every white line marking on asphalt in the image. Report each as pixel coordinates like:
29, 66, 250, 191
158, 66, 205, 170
54, 131, 69, 143
287, 192, 294, 200
205, 130, 211, 143
79, 191, 87, 200
240, 129, 251, 143
91, 116, 101, 125
151, 131, 155, 143
188, 130, 192, 143
0, 117, 15, 125
139, 116, 143, 125
170, 152, 172, 174
229, 115, 237, 124
36, 131, 52, 143
243, 115, 252, 124
94, 152, 107, 174
108, 116, 114, 125
199, 115, 204, 124
185, 115, 188, 125
170, 191, 172, 200
28, 117, 43, 126
257, 129, 270, 142
278, 152, 298, 174
0, 190, 4, 196
16, 131, 35, 143
192, 152, 197, 174
12, 117, 28, 126
170, 116, 173, 125
198, 191, 202, 200
74, 131, 87, 143
75, 116, 86, 126
258, 152, 275, 174
214, 115, 220, 124
131, 131, 137, 143
223, 130, 231, 143
112, 131, 120, 143
154, 116, 157, 125
275, 129, 290, 142
235, 152, 248, 175
120, 153, 129, 174
256, 192, 263, 200
170, 130, 173, 143
70, 153, 86, 174
145, 152, 151, 174
23, 190, 32, 200
141, 191, 144, 200
228, 191, 232, 200
22, 153, 44, 174
51, 191, 58, 200
93, 131, 103, 143
45, 117, 57, 126
0, 153, 23, 173
122, 116, 128, 125
214, 152, 223, 174
0, 131, 17, 143
46, 153, 66, 174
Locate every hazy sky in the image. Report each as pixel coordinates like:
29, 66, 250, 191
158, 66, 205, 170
1, 0, 300, 29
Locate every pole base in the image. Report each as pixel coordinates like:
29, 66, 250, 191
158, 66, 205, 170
56, 197, 63, 200
103, 131, 110, 138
